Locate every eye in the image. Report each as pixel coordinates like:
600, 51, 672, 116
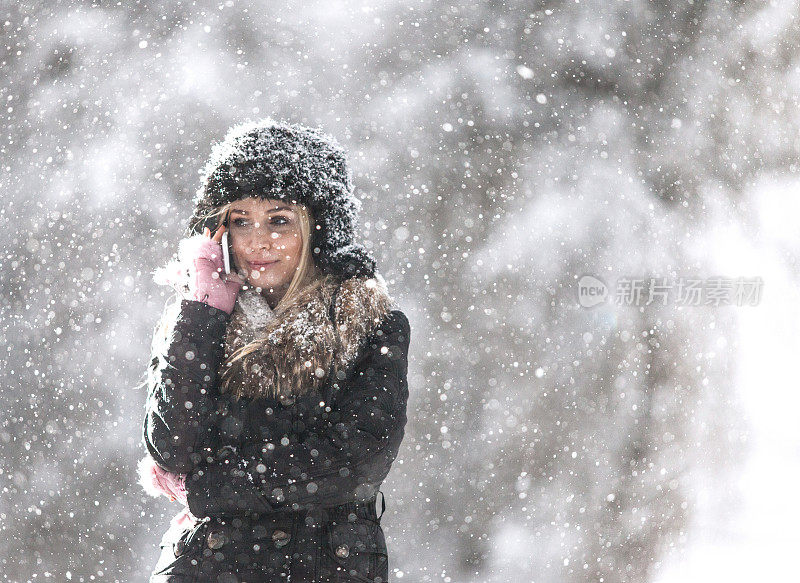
231, 215, 291, 228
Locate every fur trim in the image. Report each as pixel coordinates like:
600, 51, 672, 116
219, 273, 396, 401
151, 234, 208, 300
137, 454, 170, 499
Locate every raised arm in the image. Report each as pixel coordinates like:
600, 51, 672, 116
186, 309, 411, 517
142, 298, 231, 474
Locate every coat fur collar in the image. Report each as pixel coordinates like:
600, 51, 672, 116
153, 235, 397, 402
220, 274, 396, 401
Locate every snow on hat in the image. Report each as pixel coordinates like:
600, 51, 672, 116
186, 117, 377, 279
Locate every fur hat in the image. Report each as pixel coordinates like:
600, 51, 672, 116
185, 117, 377, 279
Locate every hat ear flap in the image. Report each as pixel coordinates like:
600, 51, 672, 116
323, 244, 376, 279
187, 213, 219, 237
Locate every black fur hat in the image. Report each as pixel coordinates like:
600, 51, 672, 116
186, 117, 377, 279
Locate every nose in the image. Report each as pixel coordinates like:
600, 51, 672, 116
248, 236, 271, 252
244, 227, 273, 250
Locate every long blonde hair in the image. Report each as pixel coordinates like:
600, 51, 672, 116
145, 198, 330, 397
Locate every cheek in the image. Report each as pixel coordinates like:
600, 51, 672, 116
285, 233, 303, 257
231, 241, 245, 259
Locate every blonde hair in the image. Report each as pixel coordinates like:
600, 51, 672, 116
145, 198, 329, 398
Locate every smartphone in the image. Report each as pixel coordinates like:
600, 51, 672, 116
221, 212, 231, 274
222, 231, 231, 274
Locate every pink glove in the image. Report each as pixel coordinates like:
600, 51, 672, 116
137, 454, 188, 506
188, 227, 245, 314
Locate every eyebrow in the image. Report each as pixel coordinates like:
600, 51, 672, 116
229, 205, 294, 215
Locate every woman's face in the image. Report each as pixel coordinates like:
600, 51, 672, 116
226, 197, 305, 305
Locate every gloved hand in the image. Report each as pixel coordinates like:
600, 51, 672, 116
188, 226, 246, 314
137, 454, 188, 506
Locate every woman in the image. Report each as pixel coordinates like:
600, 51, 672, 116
138, 118, 410, 582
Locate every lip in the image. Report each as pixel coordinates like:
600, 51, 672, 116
249, 260, 279, 268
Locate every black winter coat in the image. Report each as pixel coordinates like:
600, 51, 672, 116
142, 294, 410, 582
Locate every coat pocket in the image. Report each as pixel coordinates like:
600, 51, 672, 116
320, 518, 389, 583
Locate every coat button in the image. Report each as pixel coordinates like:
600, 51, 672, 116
272, 529, 290, 548
335, 544, 349, 558
272, 529, 289, 541
206, 530, 226, 549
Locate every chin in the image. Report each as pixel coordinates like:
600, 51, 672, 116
248, 278, 279, 289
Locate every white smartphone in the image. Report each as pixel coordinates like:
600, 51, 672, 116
222, 230, 231, 274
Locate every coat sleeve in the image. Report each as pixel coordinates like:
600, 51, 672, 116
185, 310, 410, 517
142, 298, 231, 474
